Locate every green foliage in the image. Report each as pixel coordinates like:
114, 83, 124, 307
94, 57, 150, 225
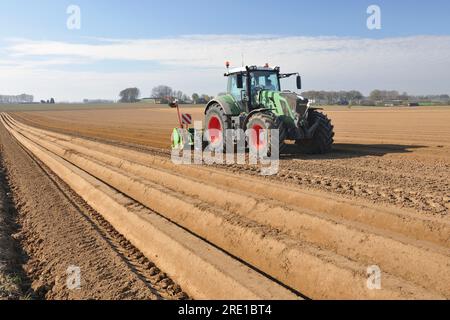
119, 87, 140, 103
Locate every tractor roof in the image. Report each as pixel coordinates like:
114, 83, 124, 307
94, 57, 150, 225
225, 65, 279, 76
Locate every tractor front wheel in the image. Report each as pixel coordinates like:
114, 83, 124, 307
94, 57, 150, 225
205, 103, 228, 150
296, 110, 334, 154
246, 113, 286, 156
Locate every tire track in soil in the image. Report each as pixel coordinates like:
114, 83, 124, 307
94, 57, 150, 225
26, 157, 188, 300
0, 146, 31, 300
0, 122, 187, 300
232, 158, 449, 216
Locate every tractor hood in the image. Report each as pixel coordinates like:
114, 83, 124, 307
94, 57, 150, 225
280, 92, 309, 116
257, 90, 309, 118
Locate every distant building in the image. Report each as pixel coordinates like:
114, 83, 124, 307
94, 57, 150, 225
141, 98, 156, 104
83, 99, 114, 104
141, 98, 163, 104
360, 100, 376, 106
0, 94, 34, 104
376, 99, 404, 107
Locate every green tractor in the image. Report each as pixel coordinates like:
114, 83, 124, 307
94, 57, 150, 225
173, 64, 334, 154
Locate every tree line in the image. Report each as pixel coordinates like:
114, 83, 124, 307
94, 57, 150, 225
302, 90, 450, 105
119, 86, 211, 104
301, 90, 364, 105
119, 87, 450, 105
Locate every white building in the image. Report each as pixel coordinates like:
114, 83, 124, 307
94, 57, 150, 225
0, 94, 34, 104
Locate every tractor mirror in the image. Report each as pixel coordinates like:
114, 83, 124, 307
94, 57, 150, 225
236, 74, 244, 89
169, 101, 178, 108
296, 75, 302, 90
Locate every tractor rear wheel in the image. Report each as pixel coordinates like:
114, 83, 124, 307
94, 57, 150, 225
246, 113, 286, 156
296, 110, 334, 154
205, 103, 228, 150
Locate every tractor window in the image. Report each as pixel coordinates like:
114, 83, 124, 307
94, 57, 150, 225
250, 72, 280, 93
228, 74, 246, 102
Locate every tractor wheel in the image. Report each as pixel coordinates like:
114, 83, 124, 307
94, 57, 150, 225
296, 110, 334, 154
205, 103, 228, 150
246, 113, 287, 156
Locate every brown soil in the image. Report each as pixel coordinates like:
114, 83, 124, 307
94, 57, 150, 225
0, 149, 26, 300
0, 120, 188, 300
13, 106, 450, 215
3, 111, 449, 299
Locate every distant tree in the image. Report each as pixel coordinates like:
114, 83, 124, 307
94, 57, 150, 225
303, 90, 364, 105
40, 100, 46, 104
195, 94, 211, 104
173, 90, 184, 100
369, 90, 383, 101
50, 98, 55, 104
347, 90, 363, 104
192, 93, 199, 104
181, 94, 190, 103
119, 88, 140, 103
370, 90, 400, 101
386, 90, 400, 100
151, 85, 173, 99
302, 91, 320, 101
398, 92, 409, 100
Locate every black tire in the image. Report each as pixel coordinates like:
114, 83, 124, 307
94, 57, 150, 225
296, 110, 334, 154
246, 113, 287, 156
205, 103, 228, 150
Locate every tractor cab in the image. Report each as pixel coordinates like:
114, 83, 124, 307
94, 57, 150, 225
225, 65, 301, 112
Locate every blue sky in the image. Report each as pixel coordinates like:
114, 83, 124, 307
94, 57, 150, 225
1, 0, 449, 101
2, 0, 450, 39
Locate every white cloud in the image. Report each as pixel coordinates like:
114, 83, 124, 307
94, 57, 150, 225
1, 35, 450, 101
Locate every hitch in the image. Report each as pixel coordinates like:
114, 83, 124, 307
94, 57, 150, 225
170, 100, 196, 150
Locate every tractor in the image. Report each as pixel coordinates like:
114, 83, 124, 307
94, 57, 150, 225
172, 63, 334, 154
